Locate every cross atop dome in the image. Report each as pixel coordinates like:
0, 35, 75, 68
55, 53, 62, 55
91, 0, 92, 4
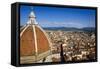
29, 7, 36, 18
27, 7, 38, 25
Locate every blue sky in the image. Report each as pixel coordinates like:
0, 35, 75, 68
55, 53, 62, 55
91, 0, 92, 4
20, 5, 96, 28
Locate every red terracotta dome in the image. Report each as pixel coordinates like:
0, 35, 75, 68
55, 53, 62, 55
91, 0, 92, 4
20, 11, 51, 64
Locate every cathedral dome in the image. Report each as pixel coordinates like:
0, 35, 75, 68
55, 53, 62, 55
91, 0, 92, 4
20, 11, 51, 64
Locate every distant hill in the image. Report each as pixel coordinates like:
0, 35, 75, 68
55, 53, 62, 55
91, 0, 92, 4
20, 25, 95, 32
81, 27, 95, 32
43, 27, 95, 32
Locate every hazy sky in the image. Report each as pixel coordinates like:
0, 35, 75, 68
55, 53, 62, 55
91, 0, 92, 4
20, 5, 96, 28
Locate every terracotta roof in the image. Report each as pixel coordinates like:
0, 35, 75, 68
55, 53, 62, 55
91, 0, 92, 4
20, 25, 50, 56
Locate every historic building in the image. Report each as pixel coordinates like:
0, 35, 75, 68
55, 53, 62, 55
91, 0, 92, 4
20, 10, 51, 64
